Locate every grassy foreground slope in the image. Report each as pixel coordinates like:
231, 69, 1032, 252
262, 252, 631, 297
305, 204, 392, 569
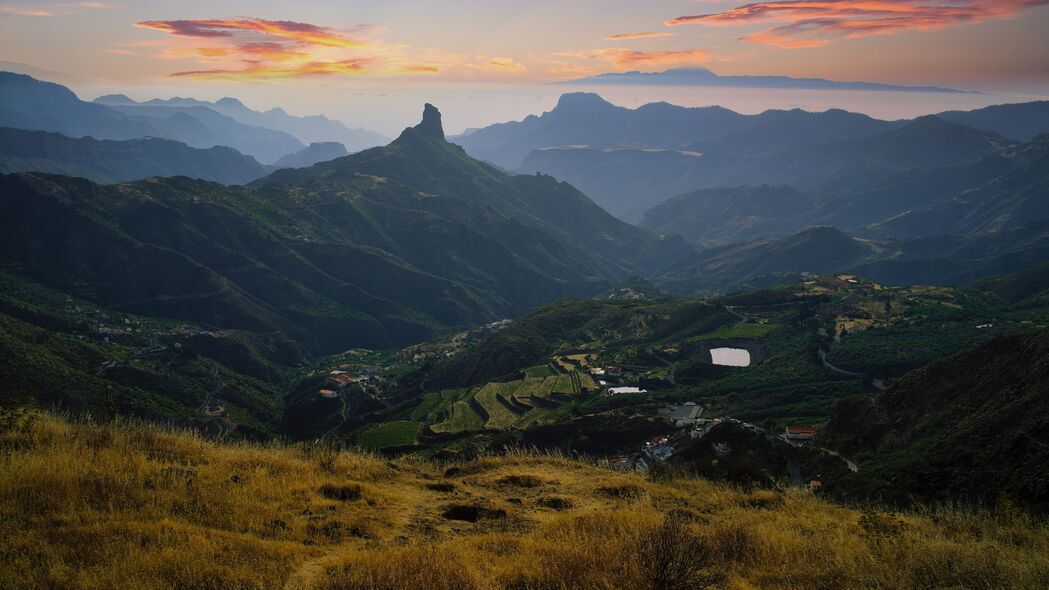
2, 410, 1048, 589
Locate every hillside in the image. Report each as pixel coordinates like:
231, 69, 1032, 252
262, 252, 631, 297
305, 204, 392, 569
640, 185, 814, 247
862, 136, 1049, 238
520, 115, 1009, 222
972, 260, 1049, 305
656, 221, 1049, 295
822, 329, 1049, 510
656, 227, 884, 294
0, 127, 268, 184
0, 73, 309, 164
2, 410, 1047, 590
0, 72, 158, 141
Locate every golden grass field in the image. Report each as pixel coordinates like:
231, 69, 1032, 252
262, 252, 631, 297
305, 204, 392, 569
2, 409, 1048, 589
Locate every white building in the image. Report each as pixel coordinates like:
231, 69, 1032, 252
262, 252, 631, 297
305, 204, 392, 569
607, 386, 647, 396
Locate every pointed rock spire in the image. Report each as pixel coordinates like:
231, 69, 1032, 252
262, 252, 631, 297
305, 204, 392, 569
416, 103, 444, 139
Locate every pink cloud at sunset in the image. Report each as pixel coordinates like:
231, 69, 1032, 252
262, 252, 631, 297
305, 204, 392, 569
606, 31, 675, 40
555, 47, 711, 71
667, 0, 1049, 48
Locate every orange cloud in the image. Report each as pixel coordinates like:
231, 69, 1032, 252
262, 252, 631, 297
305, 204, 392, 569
557, 47, 710, 71
135, 19, 373, 49
170, 58, 380, 80
134, 17, 449, 80
667, 0, 1049, 48
606, 31, 675, 40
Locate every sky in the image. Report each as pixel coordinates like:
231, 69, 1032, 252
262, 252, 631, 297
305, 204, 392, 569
3, 0, 1049, 135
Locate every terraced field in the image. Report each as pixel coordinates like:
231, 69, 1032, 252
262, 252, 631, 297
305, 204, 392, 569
425, 370, 597, 434
430, 399, 486, 433
474, 382, 524, 429
358, 420, 420, 448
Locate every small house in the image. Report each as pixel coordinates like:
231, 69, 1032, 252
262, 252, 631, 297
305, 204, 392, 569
319, 389, 338, 398
785, 425, 816, 441
330, 374, 354, 388
669, 402, 702, 427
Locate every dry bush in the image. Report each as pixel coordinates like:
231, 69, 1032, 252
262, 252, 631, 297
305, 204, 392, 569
635, 515, 724, 590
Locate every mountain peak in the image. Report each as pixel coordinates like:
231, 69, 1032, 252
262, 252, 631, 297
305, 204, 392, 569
417, 103, 444, 139
216, 97, 247, 109
396, 103, 445, 142
555, 92, 613, 111
93, 93, 137, 106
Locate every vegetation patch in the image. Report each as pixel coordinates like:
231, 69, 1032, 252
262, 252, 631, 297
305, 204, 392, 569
497, 474, 547, 488
537, 496, 574, 511
319, 483, 363, 502
442, 504, 508, 522
598, 484, 647, 501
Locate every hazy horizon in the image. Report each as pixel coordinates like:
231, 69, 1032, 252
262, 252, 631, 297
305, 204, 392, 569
3, 0, 1049, 136
44, 78, 1049, 138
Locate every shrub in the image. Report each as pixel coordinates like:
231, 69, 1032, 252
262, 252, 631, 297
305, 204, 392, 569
635, 516, 723, 590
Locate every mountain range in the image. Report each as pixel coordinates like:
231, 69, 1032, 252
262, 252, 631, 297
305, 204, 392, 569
0, 72, 385, 165
94, 94, 388, 153
562, 67, 972, 94
0, 105, 689, 354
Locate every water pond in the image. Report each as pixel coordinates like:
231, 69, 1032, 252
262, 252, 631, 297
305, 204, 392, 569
710, 347, 751, 367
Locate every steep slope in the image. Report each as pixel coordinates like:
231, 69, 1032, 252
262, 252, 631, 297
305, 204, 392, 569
640, 185, 814, 247
272, 141, 348, 169
862, 136, 1049, 238
0, 72, 159, 140
0, 106, 690, 353
823, 329, 1049, 510
0, 127, 268, 184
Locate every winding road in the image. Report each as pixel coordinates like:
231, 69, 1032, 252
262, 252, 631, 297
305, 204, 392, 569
196, 364, 229, 438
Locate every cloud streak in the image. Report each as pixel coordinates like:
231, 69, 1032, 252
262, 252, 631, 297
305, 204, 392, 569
1, 1, 119, 17
667, 0, 1049, 48
135, 19, 374, 49
555, 47, 710, 71
606, 31, 675, 40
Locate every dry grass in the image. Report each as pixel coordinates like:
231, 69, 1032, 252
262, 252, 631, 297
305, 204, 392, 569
2, 409, 1048, 589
